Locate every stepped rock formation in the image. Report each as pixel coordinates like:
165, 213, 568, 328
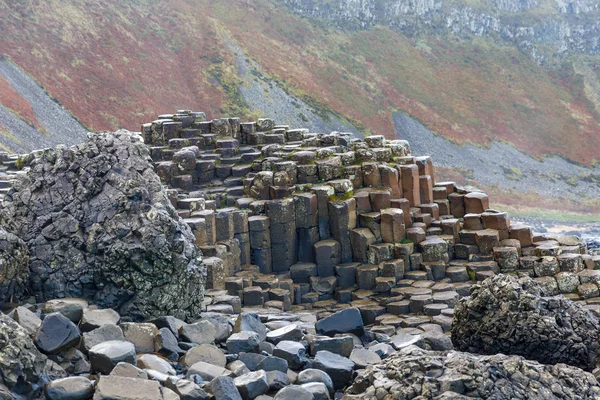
134, 110, 599, 314
451, 274, 600, 371
0, 314, 47, 396
344, 345, 600, 399
1, 110, 600, 399
0, 131, 206, 321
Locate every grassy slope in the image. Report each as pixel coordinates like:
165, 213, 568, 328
0, 0, 598, 164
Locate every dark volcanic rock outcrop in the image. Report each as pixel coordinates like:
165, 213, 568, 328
0, 131, 206, 321
451, 274, 599, 371
0, 314, 47, 396
0, 228, 30, 304
345, 345, 600, 399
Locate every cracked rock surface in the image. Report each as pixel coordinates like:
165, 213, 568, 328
345, 345, 600, 399
0, 131, 206, 321
0, 227, 29, 304
0, 313, 47, 396
451, 274, 600, 371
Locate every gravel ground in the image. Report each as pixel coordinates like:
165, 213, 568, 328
226, 38, 362, 138
0, 61, 88, 153
394, 112, 600, 201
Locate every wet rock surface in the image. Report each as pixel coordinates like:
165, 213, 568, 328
452, 274, 600, 371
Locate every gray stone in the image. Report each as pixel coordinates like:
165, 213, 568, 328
311, 335, 354, 357
0, 228, 30, 305
266, 370, 290, 392
150, 316, 182, 338
234, 370, 269, 400
121, 322, 158, 353
155, 327, 182, 359
93, 375, 161, 400
239, 353, 267, 371
266, 324, 303, 344
89, 340, 136, 374
165, 377, 209, 400
297, 369, 334, 395
313, 350, 355, 390
184, 343, 227, 368
138, 354, 175, 375
273, 341, 307, 370
233, 313, 267, 342
209, 376, 243, 400
315, 308, 364, 337
300, 382, 329, 400
367, 343, 395, 359
45, 377, 94, 400
227, 360, 251, 377
202, 313, 233, 342
34, 312, 81, 355
12, 306, 41, 336
187, 361, 229, 381
256, 356, 288, 373
82, 324, 125, 353
80, 308, 120, 332
416, 331, 454, 351
273, 386, 314, 400
227, 331, 261, 354
161, 386, 181, 400
180, 320, 217, 345
42, 299, 88, 324
349, 348, 381, 368
110, 362, 148, 379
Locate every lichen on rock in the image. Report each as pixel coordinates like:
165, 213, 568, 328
0, 131, 206, 321
451, 274, 600, 371
345, 345, 600, 399
0, 314, 47, 396
0, 228, 30, 304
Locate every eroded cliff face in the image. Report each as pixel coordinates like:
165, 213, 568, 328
280, 0, 600, 63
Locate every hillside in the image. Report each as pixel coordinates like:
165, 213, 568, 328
0, 60, 87, 152
0, 0, 598, 211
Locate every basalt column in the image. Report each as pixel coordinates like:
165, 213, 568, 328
249, 216, 272, 273
266, 198, 297, 272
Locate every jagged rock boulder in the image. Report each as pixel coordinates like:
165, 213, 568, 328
452, 274, 600, 371
0, 314, 47, 396
0, 228, 30, 304
345, 345, 600, 399
1, 131, 206, 321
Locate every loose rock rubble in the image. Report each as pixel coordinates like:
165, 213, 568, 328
1, 300, 414, 400
0, 111, 599, 399
345, 345, 600, 399
452, 274, 600, 371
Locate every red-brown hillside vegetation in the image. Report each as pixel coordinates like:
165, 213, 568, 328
0, 0, 599, 165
